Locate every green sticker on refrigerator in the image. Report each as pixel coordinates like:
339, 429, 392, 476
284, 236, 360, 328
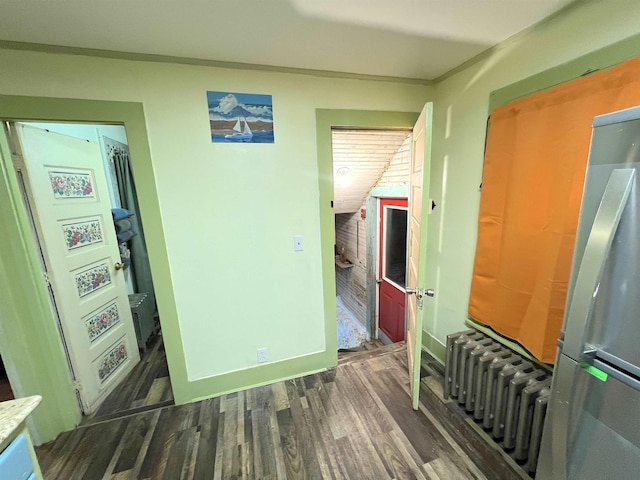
581, 363, 608, 382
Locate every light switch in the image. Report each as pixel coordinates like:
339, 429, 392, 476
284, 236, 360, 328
294, 235, 304, 251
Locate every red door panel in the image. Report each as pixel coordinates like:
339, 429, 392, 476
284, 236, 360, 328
379, 280, 406, 342
378, 198, 408, 343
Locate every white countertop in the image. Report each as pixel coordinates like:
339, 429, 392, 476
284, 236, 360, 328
0, 396, 41, 446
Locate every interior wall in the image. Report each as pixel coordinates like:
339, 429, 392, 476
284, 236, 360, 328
423, 0, 640, 361
375, 135, 411, 189
335, 211, 367, 328
0, 47, 430, 400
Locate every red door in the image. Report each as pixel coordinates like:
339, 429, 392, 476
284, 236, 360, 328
378, 198, 408, 343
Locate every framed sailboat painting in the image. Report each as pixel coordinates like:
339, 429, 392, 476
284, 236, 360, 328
207, 91, 274, 143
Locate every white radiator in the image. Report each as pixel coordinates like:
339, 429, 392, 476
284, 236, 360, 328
444, 330, 551, 474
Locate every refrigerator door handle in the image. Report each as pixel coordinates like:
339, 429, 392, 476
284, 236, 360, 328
595, 349, 640, 383
593, 358, 640, 392
563, 168, 635, 361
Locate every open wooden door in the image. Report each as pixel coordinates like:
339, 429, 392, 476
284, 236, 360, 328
406, 103, 433, 409
11, 124, 140, 414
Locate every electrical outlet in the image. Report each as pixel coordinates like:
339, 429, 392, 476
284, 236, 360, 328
257, 347, 268, 363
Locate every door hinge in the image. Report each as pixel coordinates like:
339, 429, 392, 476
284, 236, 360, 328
73, 380, 82, 393
10, 148, 25, 169
43, 271, 52, 287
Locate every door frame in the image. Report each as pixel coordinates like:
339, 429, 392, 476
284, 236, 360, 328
315, 109, 419, 362
0, 95, 179, 444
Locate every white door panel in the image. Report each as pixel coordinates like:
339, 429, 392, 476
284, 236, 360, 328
406, 104, 433, 409
13, 124, 139, 414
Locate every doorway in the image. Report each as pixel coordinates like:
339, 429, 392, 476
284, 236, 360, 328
0, 95, 179, 443
332, 128, 412, 351
4, 121, 171, 422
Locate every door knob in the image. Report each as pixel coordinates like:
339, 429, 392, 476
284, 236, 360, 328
425, 289, 435, 297
406, 288, 417, 295
114, 262, 125, 271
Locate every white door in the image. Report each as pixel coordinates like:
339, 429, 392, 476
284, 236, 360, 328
406, 103, 433, 409
12, 124, 140, 414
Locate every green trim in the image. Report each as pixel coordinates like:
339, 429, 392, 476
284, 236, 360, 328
369, 186, 409, 198
421, 331, 446, 365
315, 109, 420, 371
489, 32, 640, 110
0, 40, 431, 86
0, 94, 184, 440
189, 351, 329, 402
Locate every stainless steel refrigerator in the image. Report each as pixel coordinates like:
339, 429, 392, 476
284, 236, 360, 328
537, 106, 640, 479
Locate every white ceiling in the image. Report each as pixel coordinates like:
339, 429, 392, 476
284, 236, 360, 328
0, 0, 574, 80
333, 129, 411, 214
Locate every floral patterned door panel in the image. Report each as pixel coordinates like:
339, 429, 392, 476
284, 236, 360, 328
12, 124, 140, 414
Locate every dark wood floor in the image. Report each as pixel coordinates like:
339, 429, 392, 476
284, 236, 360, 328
337, 339, 386, 365
37, 343, 517, 479
0, 378, 14, 402
1, 356, 15, 402
81, 335, 173, 426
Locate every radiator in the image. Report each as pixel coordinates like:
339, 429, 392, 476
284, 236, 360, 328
129, 292, 157, 351
444, 330, 551, 475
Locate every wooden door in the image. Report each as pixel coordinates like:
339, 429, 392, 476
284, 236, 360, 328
12, 124, 140, 414
406, 103, 433, 409
378, 198, 408, 343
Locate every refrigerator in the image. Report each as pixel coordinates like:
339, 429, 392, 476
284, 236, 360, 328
536, 106, 640, 479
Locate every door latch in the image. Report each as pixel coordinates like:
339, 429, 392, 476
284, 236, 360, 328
407, 288, 425, 308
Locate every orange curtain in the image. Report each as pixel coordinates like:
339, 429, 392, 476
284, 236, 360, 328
469, 56, 640, 364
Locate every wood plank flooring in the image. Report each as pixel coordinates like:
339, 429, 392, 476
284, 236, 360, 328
81, 335, 173, 426
38, 344, 501, 479
418, 353, 529, 480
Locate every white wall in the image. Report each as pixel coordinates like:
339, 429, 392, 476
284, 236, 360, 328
424, 0, 640, 352
335, 211, 367, 328
0, 48, 431, 382
376, 135, 411, 189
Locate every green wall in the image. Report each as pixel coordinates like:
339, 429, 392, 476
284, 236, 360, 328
422, 0, 640, 363
0, 49, 430, 442
4, 0, 640, 443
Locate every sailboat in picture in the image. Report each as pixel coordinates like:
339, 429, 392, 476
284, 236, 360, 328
225, 117, 253, 141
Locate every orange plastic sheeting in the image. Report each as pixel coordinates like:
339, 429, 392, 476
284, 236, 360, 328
469, 56, 640, 364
